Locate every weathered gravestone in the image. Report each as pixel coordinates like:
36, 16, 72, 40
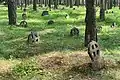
20, 21, 28, 27
97, 26, 102, 33
70, 27, 79, 36
88, 40, 104, 71
65, 14, 70, 19
27, 31, 39, 44
22, 13, 27, 21
48, 20, 54, 25
41, 11, 49, 16
111, 22, 116, 28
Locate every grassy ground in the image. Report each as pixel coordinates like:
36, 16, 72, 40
0, 5, 120, 80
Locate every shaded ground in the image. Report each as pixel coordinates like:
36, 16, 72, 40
0, 51, 120, 80
38, 51, 90, 70
37, 52, 120, 80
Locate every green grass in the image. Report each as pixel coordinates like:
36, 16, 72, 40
0, 5, 120, 80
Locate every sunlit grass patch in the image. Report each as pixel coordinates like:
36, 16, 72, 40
0, 59, 21, 73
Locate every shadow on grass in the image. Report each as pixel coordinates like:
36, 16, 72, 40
62, 63, 98, 80
99, 29, 120, 49
62, 62, 120, 80
0, 18, 120, 59
0, 24, 85, 59
98, 17, 120, 51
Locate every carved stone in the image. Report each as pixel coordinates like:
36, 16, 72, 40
20, 21, 27, 27
70, 27, 79, 36
41, 11, 49, 16
88, 41, 104, 70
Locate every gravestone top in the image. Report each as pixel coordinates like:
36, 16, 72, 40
88, 41, 104, 71
41, 11, 49, 16
88, 40, 100, 61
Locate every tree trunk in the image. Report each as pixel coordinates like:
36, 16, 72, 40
30, 0, 33, 4
64, 0, 67, 5
70, 0, 73, 8
54, 0, 58, 9
59, 0, 62, 4
45, 0, 48, 7
66, 0, 69, 7
25, 0, 27, 8
85, 0, 97, 47
100, 0, 105, 21
104, 0, 107, 10
119, 1, 120, 9
48, 0, 52, 8
33, 0, 37, 11
75, 0, 80, 7
113, 0, 116, 7
82, 0, 84, 6
16, 0, 20, 7
8, 0, 17, 25
27, 0, 30, 6
109, 0, 113, 9
21, 0, 23, 10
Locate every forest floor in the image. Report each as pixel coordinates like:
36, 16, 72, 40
0, 5, 120, 80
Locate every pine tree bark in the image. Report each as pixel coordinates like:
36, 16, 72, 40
85, 0, 97, 47
54, 0, 58, 9
70, 0, 73, 8
8, 0, 17, 25
27, 0, 30, 6
119, 1, 120, 9
66, 0, 69, 7
75, 0, 80, 7
113, 0, 116, 7
48, 0, 52, 8
25, 0, 27, 8
45, 0, 48, 7
59, 0, 62, 4
100, 0, 105, 21
109, 0, 113, 9
16, 0, 20, 7
21, 0, 23, 10
105, 0, 108, 10
82, 0, 84, 6
33, 0, 37, 11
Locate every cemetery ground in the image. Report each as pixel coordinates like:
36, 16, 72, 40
0, 5, 120, 80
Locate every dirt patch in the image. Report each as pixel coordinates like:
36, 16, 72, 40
0, 60, 20, 74
37, 51, 120, 70
37, 51, 91, 70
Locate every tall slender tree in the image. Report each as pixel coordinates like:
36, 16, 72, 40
70, 0, 73, 8
33, 0, 37, 11
48, 0, 52, 9
105, 0, 108, 10
82, 0, 84, 6
75, 0, 80, 7
66, 0, 69, 7
16, 0, 20, 7
100, 0, 105, 21
8, 0, 17, 25
59, 0, 62, 4
119, 1, 120, 9
27, 0, 30, 6
54, 0, 58, 9
109, 0, 113, 9
21, 0, 23, 10
45, 0, 48, 7
25, 0, 27, 8
113, 0, 116, 7
85, 0, 97, 47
